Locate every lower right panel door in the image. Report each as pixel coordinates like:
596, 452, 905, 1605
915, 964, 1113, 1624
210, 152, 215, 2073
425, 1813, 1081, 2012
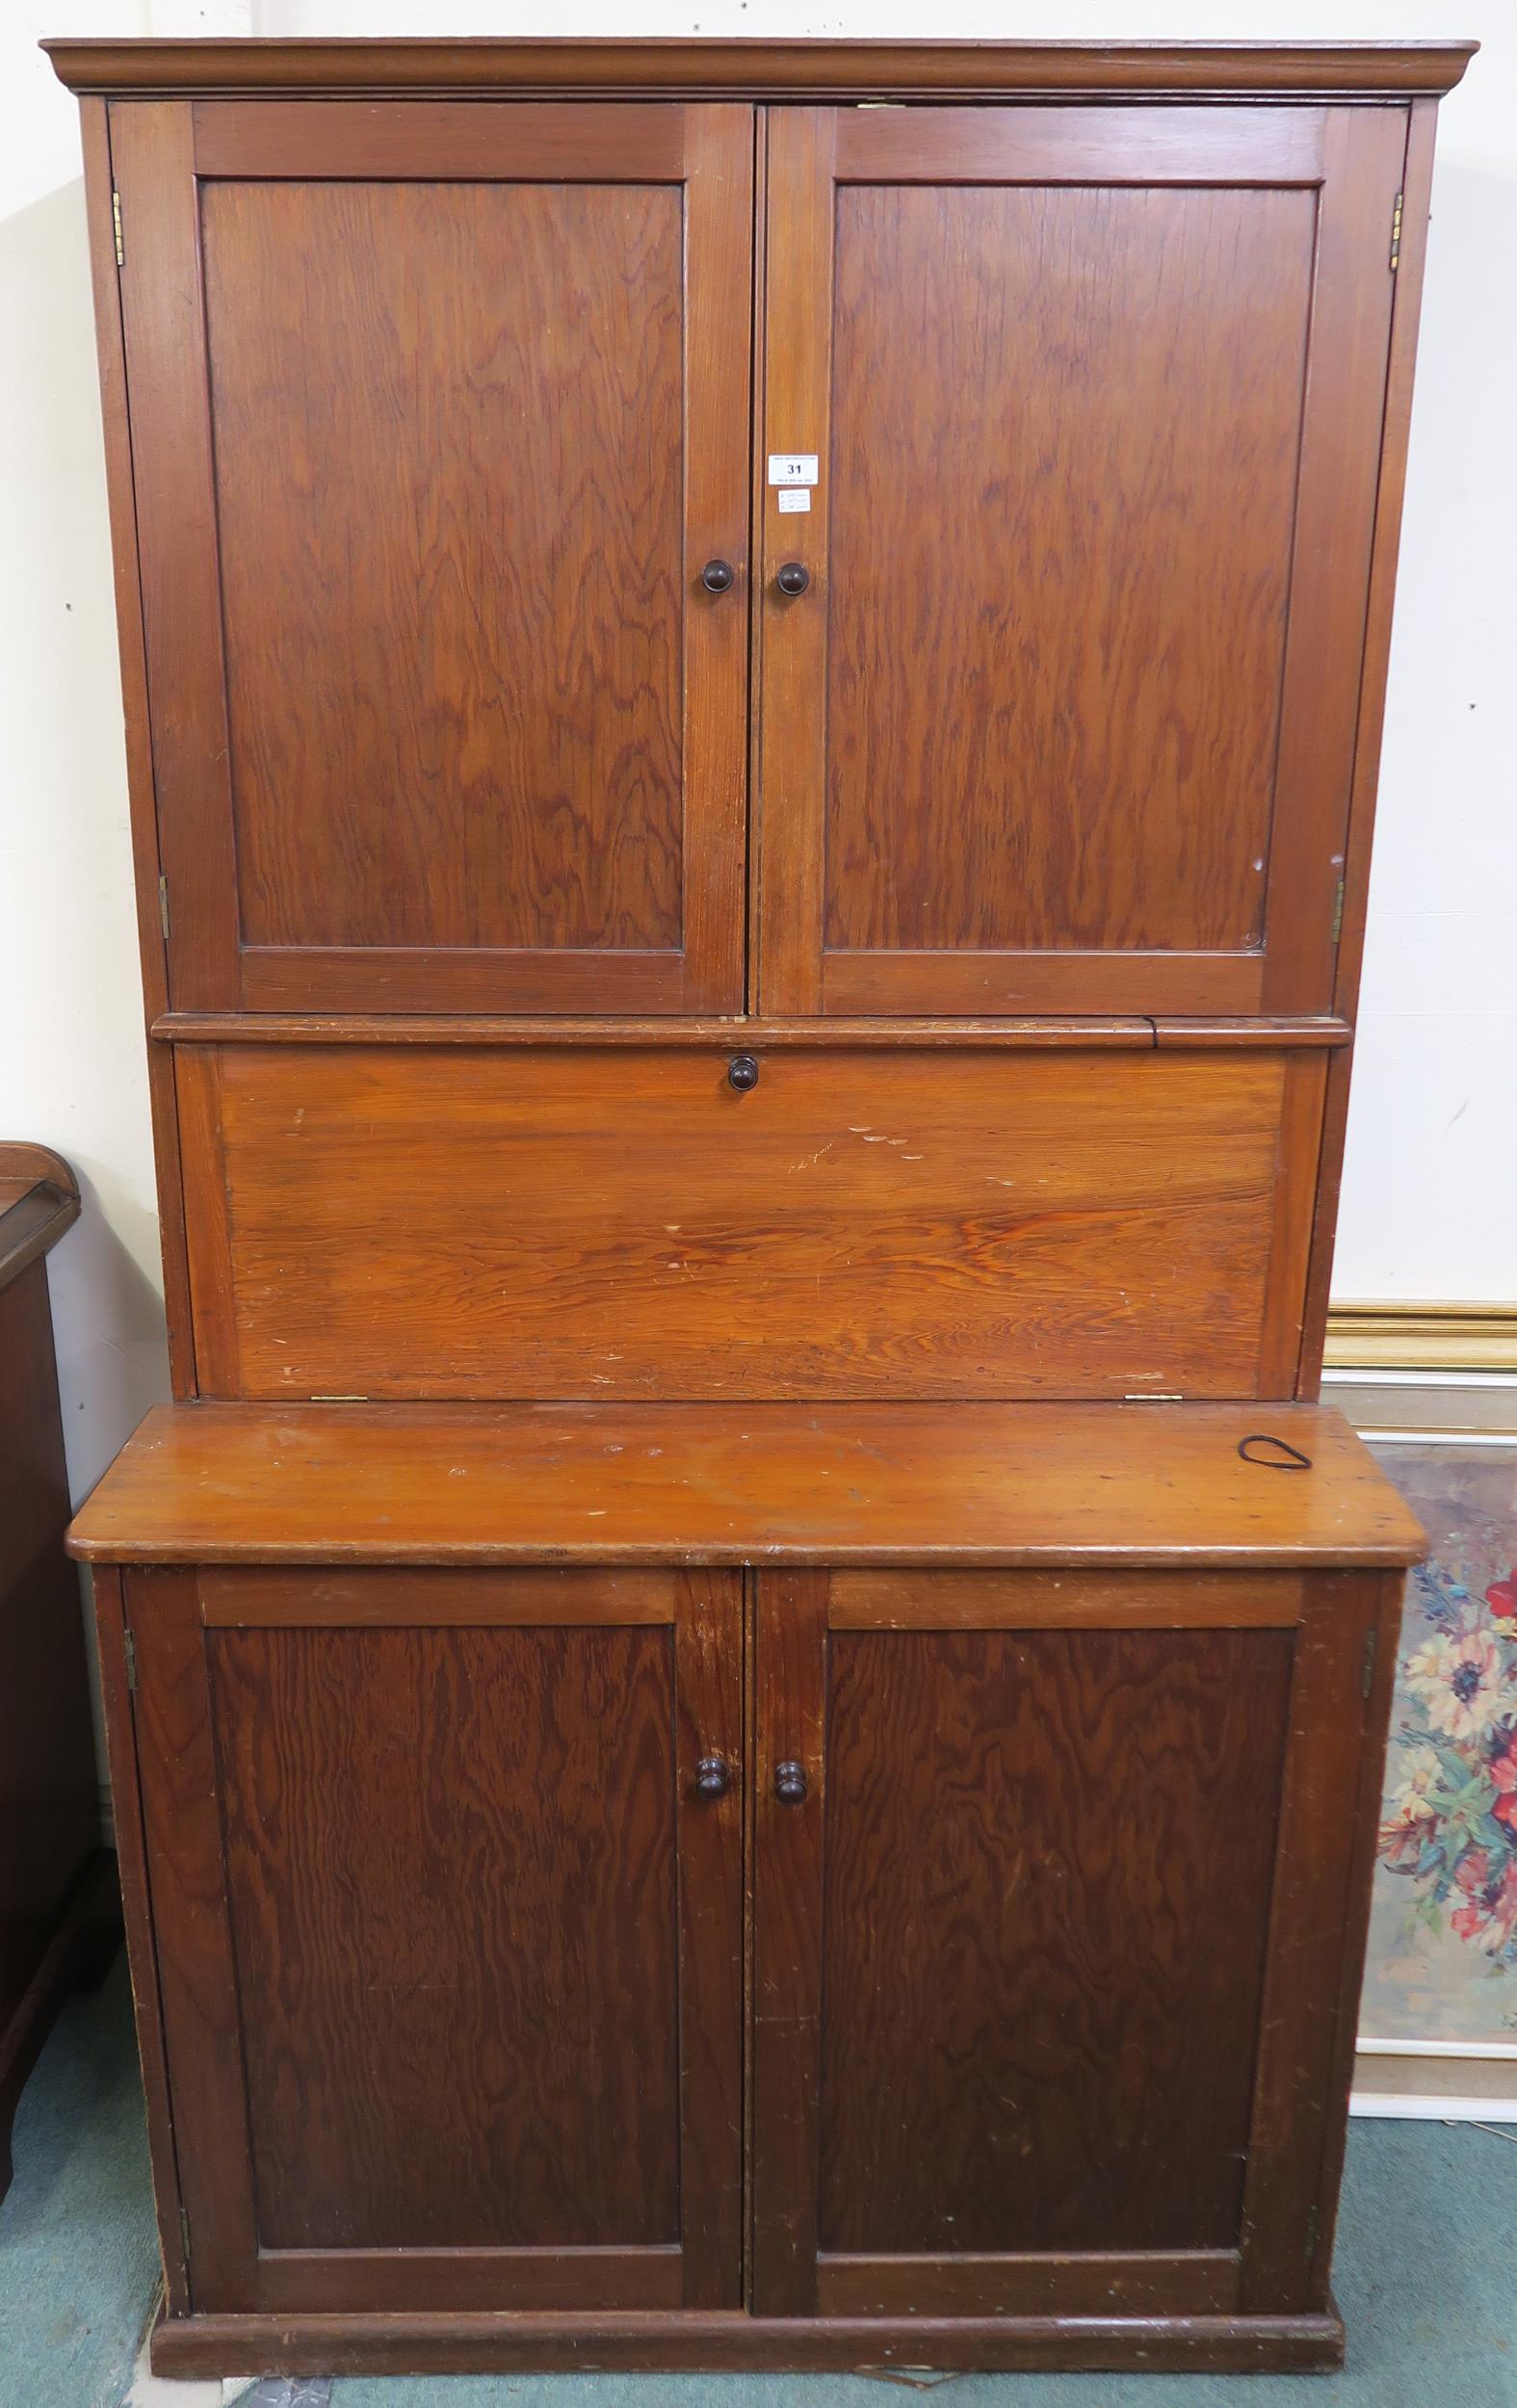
750, 1566, 1395, 2322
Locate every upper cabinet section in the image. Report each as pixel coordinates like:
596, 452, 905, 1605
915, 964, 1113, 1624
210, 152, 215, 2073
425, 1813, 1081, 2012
112, 100, 752, 1014
756, 104, 1407, 1016
61, 44, 1471, 1025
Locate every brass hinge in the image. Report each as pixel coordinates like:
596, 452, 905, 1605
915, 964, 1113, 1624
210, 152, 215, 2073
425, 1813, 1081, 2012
122, 1629, 138, 1693
158, 875, 170, 944
1390, 190, 1404, 271
112, 188, 124, 269
1361, 1626, 1378, 1700
1331, 877, 1346, 945
310, 1393, 370, 1402
178, 2204, 192, 2265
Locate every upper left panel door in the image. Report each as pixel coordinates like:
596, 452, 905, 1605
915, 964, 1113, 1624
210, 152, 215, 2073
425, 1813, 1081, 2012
111, 101, 754, 1014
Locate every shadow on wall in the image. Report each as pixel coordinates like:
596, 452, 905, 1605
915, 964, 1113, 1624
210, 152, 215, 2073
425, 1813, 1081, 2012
49, 1187, 171, 1505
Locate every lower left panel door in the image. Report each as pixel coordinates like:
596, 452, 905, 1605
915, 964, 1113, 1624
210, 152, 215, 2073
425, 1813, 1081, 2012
121, 1563, 744, 2316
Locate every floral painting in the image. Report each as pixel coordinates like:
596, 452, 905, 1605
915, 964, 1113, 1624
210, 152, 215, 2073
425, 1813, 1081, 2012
1361, 1440, 1517, 2043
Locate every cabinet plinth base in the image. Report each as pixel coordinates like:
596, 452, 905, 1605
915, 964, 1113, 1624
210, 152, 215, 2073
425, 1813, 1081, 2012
150, 2303, 1346, 2378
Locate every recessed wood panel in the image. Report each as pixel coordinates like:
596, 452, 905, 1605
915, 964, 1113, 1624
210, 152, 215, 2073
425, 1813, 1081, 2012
178, 1043, 1317, 1400
816, 1625, 1293, 2253
203, 179, 685, 957
824, 183, 1312, 956
199, 1564, 680, 1626
211, 1621, 679, 2251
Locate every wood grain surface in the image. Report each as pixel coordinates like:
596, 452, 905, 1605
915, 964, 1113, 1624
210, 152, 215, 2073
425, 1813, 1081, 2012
115, 100, 751, 1013
52, 41, 1466, 2370
143, 2301, 1349, 2378
68, 1402, 1425, 1567
147, 1012, 1352, 1049
88, 1568, 188, 2308
174, 1042, 1306, 1400
203, 179, 686, 957
825, 1567, 1307, 1629
128, 1563, 743, 2308
76, 97, 198, 1388
47, 39, 1478, 100
748, 1569, 828, 2313
815, 1624, 1291, 2255
821, 182, 1312, 959
213, 1620, 682, 2249
756, 102, 1409, 1017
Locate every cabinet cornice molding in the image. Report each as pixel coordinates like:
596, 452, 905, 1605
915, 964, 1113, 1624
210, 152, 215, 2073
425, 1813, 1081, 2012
42, 37, 1478, 103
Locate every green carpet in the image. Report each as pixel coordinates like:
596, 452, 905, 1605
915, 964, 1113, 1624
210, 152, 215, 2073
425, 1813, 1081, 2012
0, 1955, 157, 2408
1, 1965, 1513, 2408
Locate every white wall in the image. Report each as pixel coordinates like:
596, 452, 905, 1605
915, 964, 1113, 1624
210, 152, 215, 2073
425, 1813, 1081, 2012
1, 2, 1511, 1541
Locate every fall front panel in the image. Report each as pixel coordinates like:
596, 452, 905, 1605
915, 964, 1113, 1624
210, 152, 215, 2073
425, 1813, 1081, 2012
173, 1040, 1323, 1400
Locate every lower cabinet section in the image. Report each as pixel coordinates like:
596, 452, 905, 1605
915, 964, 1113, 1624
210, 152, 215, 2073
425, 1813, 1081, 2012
117, 1565, 743, 2315
751, 1569, 1372, 2327
95, 1555, 1400, 2370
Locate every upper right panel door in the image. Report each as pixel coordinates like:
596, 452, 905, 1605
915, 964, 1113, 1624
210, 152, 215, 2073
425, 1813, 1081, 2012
756, 106, 1408, 1017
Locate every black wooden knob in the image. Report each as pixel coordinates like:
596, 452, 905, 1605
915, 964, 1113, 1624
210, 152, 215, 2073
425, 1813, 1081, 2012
727, 1053, 760, 1092
775, 563, 810, 596
774, 1761, 808, 1805
701, 559, 735, 594
694, 1755, 731, 1802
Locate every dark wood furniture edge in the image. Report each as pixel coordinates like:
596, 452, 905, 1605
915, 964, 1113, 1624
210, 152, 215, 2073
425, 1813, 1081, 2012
148, 2299, 1346, 2375
1296, 96, 1442, 1397
0, 1138, 110, 2205
75, 1539, 1430, 1571
44, 38, 1476, 99
90, 1564, 191, 2308
1306, 1567, 1409, 2297
0, 1144, 80, 1294
148, 1012, 1354, 1049
76, 97, 198, 1395
0, 1850, 121, 2200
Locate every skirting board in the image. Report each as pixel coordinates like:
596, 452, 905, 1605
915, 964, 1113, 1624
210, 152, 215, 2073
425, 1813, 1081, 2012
1351, 2092, 1517, 2119
1325, 1303, 1517, 1372
1352, 2042, 1517, 2122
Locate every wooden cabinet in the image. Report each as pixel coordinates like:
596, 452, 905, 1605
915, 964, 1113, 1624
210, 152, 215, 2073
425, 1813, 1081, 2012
120, 1558, 1379, 2326
750, 1567, 1375, 2319
80, 54, 1444, 1032
113, 100, 751, 1015
72, 1401, 1423, 2369
0, 1146, 118, 2198
120, 1564, 741, 2312
757, 105, 1404, 1016
50, 30, 1471, 2383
